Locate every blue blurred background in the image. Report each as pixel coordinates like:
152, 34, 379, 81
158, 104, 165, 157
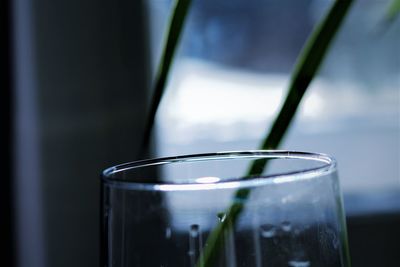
150, 0, 399, 215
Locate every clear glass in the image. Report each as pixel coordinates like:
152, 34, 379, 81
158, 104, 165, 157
101, 151, 350, 267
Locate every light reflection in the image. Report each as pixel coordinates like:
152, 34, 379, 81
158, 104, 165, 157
156, 181, 241, 191
195, 176, 221, 184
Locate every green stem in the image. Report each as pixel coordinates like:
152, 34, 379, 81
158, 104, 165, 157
139, 0, 192, 158
386, 0, 400, 23
196, 1, 354, 266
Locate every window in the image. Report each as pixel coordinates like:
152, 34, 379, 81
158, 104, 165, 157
147, 2, 400, 265
148, 0, 400, 216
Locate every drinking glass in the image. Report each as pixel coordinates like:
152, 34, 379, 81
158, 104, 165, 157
101, 151, 350, 267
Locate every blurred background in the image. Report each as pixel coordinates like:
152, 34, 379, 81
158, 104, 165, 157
3, 0, 399, 266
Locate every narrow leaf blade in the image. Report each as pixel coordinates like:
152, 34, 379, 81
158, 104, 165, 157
197, 1, 354, 266
139, 0, 192, 158
248, 0, 353, 175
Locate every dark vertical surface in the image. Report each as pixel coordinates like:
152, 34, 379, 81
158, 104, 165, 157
32, 0, 151, 266
11, 0, 151, 266
1, 0, 15, 265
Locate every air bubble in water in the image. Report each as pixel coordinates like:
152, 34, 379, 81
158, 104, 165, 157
165, 227, 172, 239
188, 224, 203, 266
187, 250, 195, 256
281, 221, 292, 232
217, 212, 226, 222
333, 235, 339, 249
288, 260, 310, 267
190, 224, 200, 238
260, 224, 276, 238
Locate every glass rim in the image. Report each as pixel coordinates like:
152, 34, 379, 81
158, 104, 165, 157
102, 150, 337, 191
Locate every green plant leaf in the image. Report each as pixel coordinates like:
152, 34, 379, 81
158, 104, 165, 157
386, 0, 400, 23
196, 1, 354, 266
139, 0, 192, 158
248, 0, 354, 175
